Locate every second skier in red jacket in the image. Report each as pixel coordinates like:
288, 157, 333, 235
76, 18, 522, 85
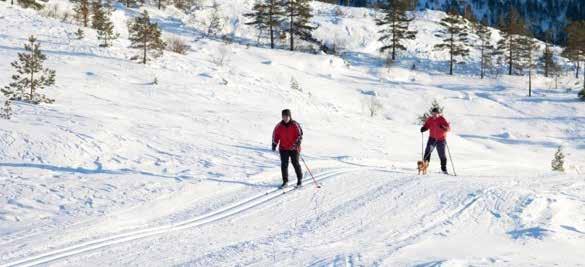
272, 109, 303, 188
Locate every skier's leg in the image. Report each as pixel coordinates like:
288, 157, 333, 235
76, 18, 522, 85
291, 150, 303, 185
437, 140, 448, 173
280, 150, 289, 184
424, 138, 437, 162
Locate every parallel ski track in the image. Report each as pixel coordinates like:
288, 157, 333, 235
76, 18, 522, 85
1, 166, 368, 267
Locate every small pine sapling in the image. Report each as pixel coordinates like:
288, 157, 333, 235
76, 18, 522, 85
551, 146, 565, 172
0, 100, 12, 120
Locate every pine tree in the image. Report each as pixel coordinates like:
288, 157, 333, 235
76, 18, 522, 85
124, 0, 137, 8
476, 18, 493, 79
0, 100, 12, 120
375, 0, 417, 61
434, 9, 470, 75
495, 7, 526, 75
519, 31, 538, 97
551, 146, 565, 172
91, 2, 118, 47
73, 0, 90, 27
418, 99, 444, 124
2, 36, 56, 104
245, 0, 284, 49
207, 1, 223, 37
91, 1, 105, 30
75, 28, 85, 40
283, 0, 316, 51
17, 0, 42, 9
128, 10, 166, 64
290, 77, 302, 91
563, 21, 585, 86
97, 17, 119, 47
579, 88, 585, 101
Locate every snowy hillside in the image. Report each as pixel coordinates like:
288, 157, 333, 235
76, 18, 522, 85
1, 0, 585, 266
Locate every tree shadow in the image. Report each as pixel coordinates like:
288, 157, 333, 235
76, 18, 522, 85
507, 227, 551, 240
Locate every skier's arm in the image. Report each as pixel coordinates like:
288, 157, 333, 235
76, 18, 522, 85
272, 125, 279, 151
421, 119, 430, 132
440, 118, 451, 131
290, 122, 303, 150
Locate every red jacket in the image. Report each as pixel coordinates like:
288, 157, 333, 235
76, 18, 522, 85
423, 116, 450, 141
273, 120, 303, 151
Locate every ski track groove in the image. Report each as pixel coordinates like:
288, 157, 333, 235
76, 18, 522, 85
0, 166, 367, 267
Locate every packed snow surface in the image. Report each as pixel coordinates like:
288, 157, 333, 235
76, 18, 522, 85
1, 1, 584, 266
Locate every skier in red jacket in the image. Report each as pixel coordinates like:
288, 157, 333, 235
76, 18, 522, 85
272, 109, 303, 188
421, 108, 451, 174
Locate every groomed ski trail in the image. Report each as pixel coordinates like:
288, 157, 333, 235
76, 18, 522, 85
0, 166, 373, 267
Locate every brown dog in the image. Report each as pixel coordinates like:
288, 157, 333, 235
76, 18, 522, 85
417, 160, 429, 175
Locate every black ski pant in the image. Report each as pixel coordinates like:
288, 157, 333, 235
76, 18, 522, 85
424, 137, 448, 172
280, 150, 302, 184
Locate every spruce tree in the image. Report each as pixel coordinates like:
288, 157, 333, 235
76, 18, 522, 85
434, 9, 470, 75
2, 36, 56, 104
245, 0, 283, 49
476, 18, 493, 79
375, 0, 417, 61
73, 0, 90, 27
283, 0, 316, 51
128, 10, 166, 64
551, 146, 565, 172
495, 7, 526, 75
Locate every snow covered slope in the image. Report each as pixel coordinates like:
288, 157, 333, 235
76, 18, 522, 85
1, 1, 584, 266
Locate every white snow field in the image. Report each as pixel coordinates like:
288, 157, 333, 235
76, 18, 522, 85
1, 1, 585, 266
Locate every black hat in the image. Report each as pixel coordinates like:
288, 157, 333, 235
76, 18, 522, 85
431, 107, 440, 113
282, 109, 291, 117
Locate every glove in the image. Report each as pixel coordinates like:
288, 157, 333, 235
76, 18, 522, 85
272, 144, 276, 151
420, 127, 427, 133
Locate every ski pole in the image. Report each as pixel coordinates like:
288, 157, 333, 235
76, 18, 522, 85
446, 142, 457, 176
300, 156, 321, 189
421, 132, 424, 161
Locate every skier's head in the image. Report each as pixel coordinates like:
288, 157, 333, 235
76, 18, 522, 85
282, 109, 292, 123
431, 107, 441, 118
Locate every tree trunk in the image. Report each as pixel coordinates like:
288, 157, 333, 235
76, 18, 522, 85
289, 5, 294, 51
143, 34, 147, 64
576, 62, 580, 79
269, 1, 274, 49
391, 17, 396, 61
30, 70, 35, 101
158, 0, 161, 9
528, 69, 532, 97
508, 42, 513, 75
449, 34, 453, 75
480, 45, 484, 79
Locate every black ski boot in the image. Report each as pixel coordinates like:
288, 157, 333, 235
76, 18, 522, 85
279, 180, 288, 189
